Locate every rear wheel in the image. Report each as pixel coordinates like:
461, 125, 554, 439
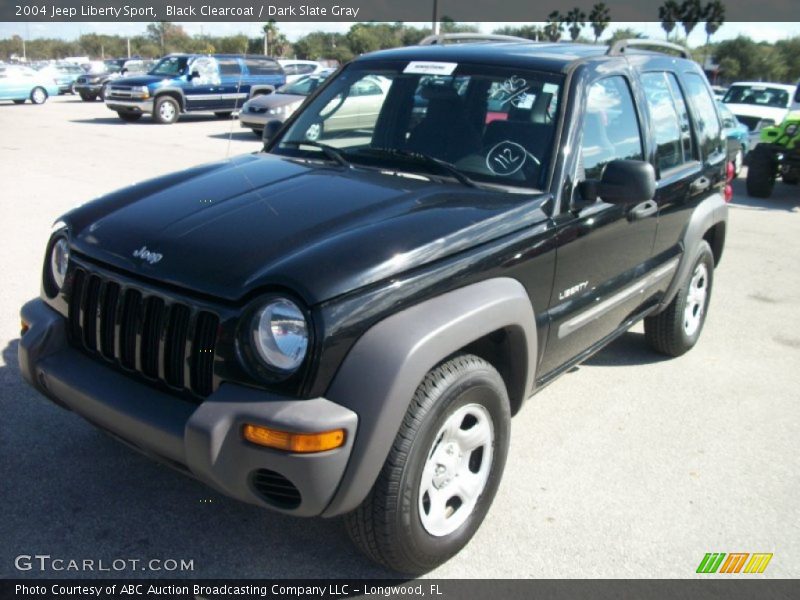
345, 354, 511, 574
746, 146, 776, 198
79, 92, 96, 102
30, 87, 47, 105
153, 96, 180, 124
645, 241, 714, 357
117, 111, 142, 122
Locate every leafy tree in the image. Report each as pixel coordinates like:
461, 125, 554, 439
566, 8, 586, 42
658, 1, 681, 40
588, 3, 611, 43
145, 22, 188, 55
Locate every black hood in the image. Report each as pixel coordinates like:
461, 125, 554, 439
65, 153, 546, 305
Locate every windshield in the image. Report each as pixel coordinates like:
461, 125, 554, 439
278, 75, 329, 96
722, 85, 790, 108
149, 56, 189, 77
272, 61, 563, 190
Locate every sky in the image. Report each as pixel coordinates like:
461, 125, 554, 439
1, 21, 798, 46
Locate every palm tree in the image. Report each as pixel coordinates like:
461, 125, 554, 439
588, 3, 611, 43
262, 20, 278, 56
702, 0, 725, 69
679, 0, 704, 40
658, 1, 680, 41
566, 8, 586, 42
544, 11, 565, 42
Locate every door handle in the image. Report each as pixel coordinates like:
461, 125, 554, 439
628, 200, 658, 221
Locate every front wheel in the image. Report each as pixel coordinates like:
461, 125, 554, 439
345, 354, 511, 574
645, 241, 714, 357
30, 87, 48, 105
153, 96, 180, 124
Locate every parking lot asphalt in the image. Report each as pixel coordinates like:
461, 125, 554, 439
1, 95, 798, 579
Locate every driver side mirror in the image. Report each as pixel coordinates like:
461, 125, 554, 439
575, 159, 656, 208
262, 119, 284, 147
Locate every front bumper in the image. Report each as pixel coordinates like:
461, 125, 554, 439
239, 111, 271, 129
74, 83, 104, 94
19, 298, 357, 517
105, 98, 154, 114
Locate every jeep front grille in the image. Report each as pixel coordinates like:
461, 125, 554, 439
67, 267, 220, 399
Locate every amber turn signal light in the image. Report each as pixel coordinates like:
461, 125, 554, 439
21, 319, 29, 335
242, 424, 346, 453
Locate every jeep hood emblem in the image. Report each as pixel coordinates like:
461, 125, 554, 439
132, 246, 163, 265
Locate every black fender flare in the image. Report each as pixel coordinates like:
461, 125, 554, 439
321, 277, 537, 517
658, 192, 728, 311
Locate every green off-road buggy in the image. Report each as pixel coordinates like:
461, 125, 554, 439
746, 111, 800, 198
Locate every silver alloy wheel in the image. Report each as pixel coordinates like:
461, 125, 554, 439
159, 100, 176, 122
305, 123, 321, 141
31, 87, 46, 104
734, 148, 743, 175
683, 262, 708, 337
418, 403, 494, 537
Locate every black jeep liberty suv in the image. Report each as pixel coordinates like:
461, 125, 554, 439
20, 36, 729, 574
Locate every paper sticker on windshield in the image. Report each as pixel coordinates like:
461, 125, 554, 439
404, 61, 458, 75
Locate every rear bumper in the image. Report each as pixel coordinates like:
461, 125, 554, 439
19, 298, 357, 517
105, 98, 153, 114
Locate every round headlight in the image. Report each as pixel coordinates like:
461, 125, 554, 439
50, 237, 69, 291
252, 299, 308, 372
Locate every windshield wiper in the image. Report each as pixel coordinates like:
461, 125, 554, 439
359, 147, 478, 188
280, 140, 350, 168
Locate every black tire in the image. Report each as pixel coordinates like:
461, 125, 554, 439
745, 146, 776, 198
345, 354, 511, 574
152, 96, 180, 124
79, 92, 96, 102
252, 129, 263, 139
214, 111, 233, 119
30, 87, 47, 105
117, 111, 142, 122
12, 99, 25, 104
645, 241, 714, 357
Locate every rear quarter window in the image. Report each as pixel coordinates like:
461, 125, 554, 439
683, 73, 724, 160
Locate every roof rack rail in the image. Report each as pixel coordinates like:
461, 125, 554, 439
419, 33, 531, 46
607, 39, 692, 60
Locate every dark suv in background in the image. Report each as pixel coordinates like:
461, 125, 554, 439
104, 53, 286, 123
20, 36, 729, 574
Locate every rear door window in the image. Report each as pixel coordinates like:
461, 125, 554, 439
246, 58, 282, 76
642, 72, 694, 172
218, 58, 241, 77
